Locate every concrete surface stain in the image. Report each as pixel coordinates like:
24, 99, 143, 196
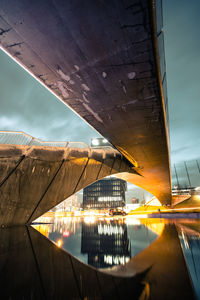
81, 83, 90, 91
57, 69, 70, 82
82, 103, 103, 123
57, 81, 69, 98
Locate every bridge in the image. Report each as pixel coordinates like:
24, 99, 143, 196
0, 0, 171, 224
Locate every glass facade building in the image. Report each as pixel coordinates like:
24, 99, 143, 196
83, 178, 127, 210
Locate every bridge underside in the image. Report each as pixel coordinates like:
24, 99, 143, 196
0, 0, 171, 204
0, 144, 135, 226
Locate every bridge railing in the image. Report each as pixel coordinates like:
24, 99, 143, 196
67, 142, 89, 149
0, 131, 81, 148
0, 131, 117, 152
0, 130, 117, 153
171, 159, 200, 189
0, 131, 32, 145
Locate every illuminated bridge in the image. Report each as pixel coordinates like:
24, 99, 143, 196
0, 0, 171, 224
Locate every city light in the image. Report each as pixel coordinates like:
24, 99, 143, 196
129, 214, 148, 218
84, 216, 96, 224
104, 255, 130, 265
98, 224, 124, 235
56, 239, 63, 247
63, 230, 70, 237
125, 218, 141, 225
91, 139, 99, 146
98, 196, 122, 202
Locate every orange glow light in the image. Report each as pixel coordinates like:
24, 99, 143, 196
57, 239, 63, 247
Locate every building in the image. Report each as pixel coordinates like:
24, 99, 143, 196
81, 221, 131, 268
54, 194, 80, 211
83, 178, 127, 210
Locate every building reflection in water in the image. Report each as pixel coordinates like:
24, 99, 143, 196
34, 216, 160, 269
30, 217, 197, 299
81, 220, 131, 268
34, 216, 82, 237
0, 225, 149, 300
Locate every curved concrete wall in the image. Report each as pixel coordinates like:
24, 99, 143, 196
0, 144, 134, 226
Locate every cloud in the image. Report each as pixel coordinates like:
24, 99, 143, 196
0, 116, 20, 128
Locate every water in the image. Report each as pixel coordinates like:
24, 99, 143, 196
0, 215, 200, 299
33, 216, 160, 269
178, 221, 200, 298
33, 215, 200, 299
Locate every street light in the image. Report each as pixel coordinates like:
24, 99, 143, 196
91, 139, 99, 146
91, 137, 112, 147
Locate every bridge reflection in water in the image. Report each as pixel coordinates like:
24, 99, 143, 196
0, 217, 196, 299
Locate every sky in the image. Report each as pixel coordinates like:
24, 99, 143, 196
0, 0, 200, 196
163, 0, 200, 164
0, 49, 101, 143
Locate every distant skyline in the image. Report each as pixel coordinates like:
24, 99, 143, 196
0, 0, 200, 194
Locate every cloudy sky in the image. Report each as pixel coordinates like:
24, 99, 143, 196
0, 0, 199, 194
163, 0, 200, 164
0, 49, 101, 143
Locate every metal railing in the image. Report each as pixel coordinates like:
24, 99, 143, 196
171, 159, 200, 190
0, 131, 89, 148
0, 131, 118, 152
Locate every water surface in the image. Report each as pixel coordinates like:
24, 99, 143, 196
33, 215, 200, 298
33, 216, 162, 269
0, 215, 199, 299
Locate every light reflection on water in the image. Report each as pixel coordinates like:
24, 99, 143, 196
33, 215, 200, 298
33, 215, 164, 269
1, 215, 200, 299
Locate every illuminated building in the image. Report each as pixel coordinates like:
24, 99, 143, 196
83, 178, 127, 210
81, 221, 131, 268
